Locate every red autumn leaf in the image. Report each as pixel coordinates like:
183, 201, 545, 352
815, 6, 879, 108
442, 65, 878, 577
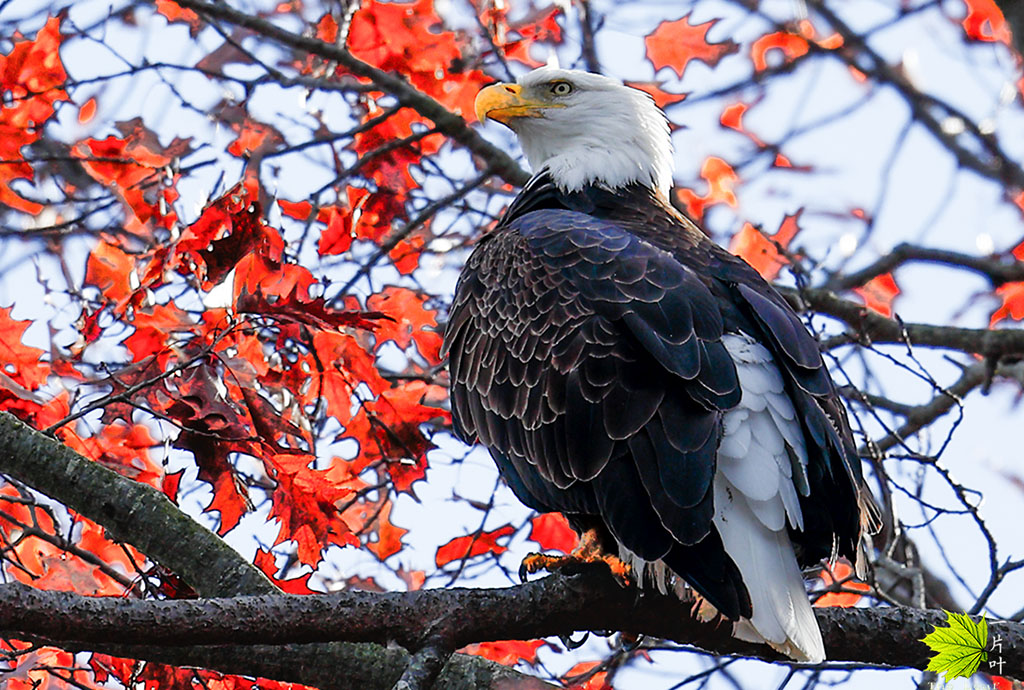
278, 198, 313, 220
529, 512, 578, 553
644, 13, 738, 79
227, 118, 284, 158
990, 281, 1024, 326
962, 0, 1011, 43
317, 205, 355, 256
122, 302, 194, 361
461, 639, 547, 666
308, 331, 388, 421
367, 286, 443, 363
345, 0, 490, 117
389, 232, 425, 275
176, 182, 284, 290
349, 380, 448, 492
751, 31, 810, 72
990, 676, 1014, 690
853, 273, 901, 318
676, 156, 739, 220
352, 104, 441, 194
435, 524, 515, 567
814, 561, 870, 608
155, 0, 202, 35
564, 661, 611, 690
720, 101, 767, 147
70, 420, 163, 488
728, 213, 802, 281
495, 6, 564, 67
85, 240, 136, 305
253, 548, 317, 594
625, 80, 688, 111
77, 134, 173, 189
366, 501, 407, 561
78, 97, 97, 123
269, 454, 363, 566
162, 470, 184, 503
0, 306, 51, 406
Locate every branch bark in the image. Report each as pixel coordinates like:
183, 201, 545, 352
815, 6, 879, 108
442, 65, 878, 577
2, 573, 1022, 679
779, 286, 1024, 358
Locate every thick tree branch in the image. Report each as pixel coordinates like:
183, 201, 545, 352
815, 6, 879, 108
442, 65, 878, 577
0, 412, 273, 598
0, 412, 553, 690
160, 0, 531, 187
1, 573, 1022, 679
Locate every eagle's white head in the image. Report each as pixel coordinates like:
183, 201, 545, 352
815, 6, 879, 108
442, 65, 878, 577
474, 67, 674, 198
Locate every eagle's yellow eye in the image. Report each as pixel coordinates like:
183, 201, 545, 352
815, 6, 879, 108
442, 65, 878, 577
549, 81, 573, 96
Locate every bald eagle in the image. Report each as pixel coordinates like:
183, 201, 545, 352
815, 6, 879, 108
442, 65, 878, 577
442, 67, 874, 662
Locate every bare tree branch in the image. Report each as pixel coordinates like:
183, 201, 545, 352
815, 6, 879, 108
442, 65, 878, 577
828, 242, 1024, 292
780, 286, 1024, 357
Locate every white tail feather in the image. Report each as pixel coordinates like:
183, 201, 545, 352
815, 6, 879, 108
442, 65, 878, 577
715, 334, 826, 662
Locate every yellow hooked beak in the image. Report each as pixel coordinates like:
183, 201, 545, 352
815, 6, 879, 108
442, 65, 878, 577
474, 83, 560, 125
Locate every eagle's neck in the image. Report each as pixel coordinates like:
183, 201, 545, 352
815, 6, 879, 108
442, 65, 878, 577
513, 102, 674, 198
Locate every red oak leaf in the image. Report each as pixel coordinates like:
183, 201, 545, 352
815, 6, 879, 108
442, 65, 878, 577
529, 513, 578, 553
645, 13, 738, 79
461, 639, 547, 666
728, 213, 802, 281
814, 561, 870, 608
751, 31, 810, 72
435, 524, 515, 567
853, 273, 900, 318
676, 156, 739, 220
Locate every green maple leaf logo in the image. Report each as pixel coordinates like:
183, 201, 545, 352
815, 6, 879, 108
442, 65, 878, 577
920, 610, 988, 682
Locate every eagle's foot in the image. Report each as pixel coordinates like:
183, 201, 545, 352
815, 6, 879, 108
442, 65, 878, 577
518, 528, 634, 587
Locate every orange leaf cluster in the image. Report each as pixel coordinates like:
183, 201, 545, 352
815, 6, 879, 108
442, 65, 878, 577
728, 213, 802, 281
65, 182, 442, 565
645, 13, 739, 79
0, 485, 145, 596
346, 0, 488, 116
0, 17, 68, 214
75, 119, 188, 235
90, 652, 317, 690
676, 156, 739, 220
